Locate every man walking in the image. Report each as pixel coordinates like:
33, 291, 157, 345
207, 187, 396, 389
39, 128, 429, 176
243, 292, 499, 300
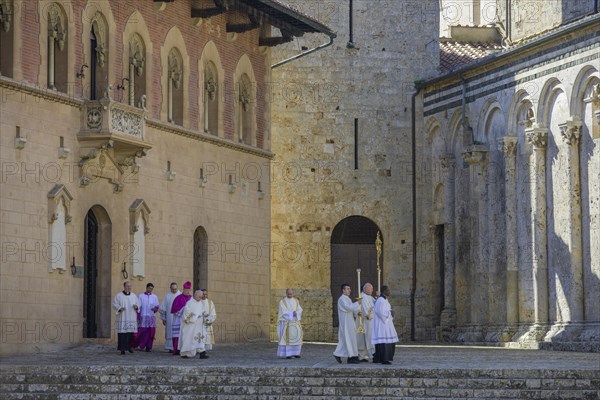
372, 285, 399, 364
180, 290, 209, 359
357, 283, 376, 362
137, 283, 159, 351
201, 289, 216, 351
333, 284, 361, 364
113, 281, 140, 355
277, 288, 303, 359
159, 282, 181, 352
170, 281, 192, 355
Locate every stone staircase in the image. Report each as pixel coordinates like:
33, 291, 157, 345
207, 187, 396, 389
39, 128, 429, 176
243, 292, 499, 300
1, 365, 598, 399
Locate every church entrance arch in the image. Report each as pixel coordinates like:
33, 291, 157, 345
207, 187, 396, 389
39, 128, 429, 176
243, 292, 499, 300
193, 226, 208, 291
331, 216, 382, 328
83, 205, 112, 338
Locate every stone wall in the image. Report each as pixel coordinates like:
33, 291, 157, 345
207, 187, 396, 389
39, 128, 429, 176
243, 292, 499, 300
270, 0, 439, 341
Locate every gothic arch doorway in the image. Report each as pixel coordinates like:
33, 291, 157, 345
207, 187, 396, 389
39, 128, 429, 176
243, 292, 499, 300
193, 226, 208, 291
83, 205, 112, 338
331, 216, 382, 327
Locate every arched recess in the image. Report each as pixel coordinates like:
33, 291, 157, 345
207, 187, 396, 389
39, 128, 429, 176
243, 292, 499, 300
330, 216, 382, 327
83, 205, 112, 339
81, 1, 116, 100
161, 26, 190, 127
537, 78, 567, 128
122, 11, 153, 110
233, 54, 257, 146
199, 41, 225, 137
37, 1, 75, 92
193, 226, 208, 292
476, 99, 505, 144
47, 184, 73, 273
448, 108, 464, 156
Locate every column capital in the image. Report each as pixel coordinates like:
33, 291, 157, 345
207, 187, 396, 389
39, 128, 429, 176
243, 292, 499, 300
526, 125, 548, 149
440, 154, 456, 170
497, 136, 517, 155
559, 117, 582, 146
595, 110, 600, 129
461, 144, 489, 165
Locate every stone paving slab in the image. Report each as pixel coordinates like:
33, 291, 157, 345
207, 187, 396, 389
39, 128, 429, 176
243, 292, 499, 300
0, 342, 598, 372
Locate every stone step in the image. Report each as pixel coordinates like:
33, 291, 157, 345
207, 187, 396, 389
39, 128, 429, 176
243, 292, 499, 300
1, 366, 598, 399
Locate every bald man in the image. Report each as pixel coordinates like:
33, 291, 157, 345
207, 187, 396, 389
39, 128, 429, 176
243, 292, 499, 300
277, 288, 303, 359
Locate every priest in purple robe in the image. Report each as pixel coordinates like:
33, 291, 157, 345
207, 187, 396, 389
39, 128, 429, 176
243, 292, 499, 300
170, 281, 192, 355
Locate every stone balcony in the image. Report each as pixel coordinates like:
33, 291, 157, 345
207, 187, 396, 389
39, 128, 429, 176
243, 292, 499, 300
78, 98, 152, 191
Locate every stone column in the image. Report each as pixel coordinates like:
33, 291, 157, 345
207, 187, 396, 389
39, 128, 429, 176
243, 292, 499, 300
462, 145, 489, 335
524, 126, 549, 341
440, 155, 456, 330
498, 137, 518, 327
129, 62, 135, 107
558, 117, 584, 322
48, 31, 55, 89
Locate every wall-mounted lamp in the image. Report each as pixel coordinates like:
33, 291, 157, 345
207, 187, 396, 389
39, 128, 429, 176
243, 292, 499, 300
199, 168, 207, 188
58, 136, 71, 159
228, 174, 236, 193
70, 256, 82, 276
257, 181, 265, 200
166, 161, 176, 181
116, 77, 129, 91
15, 126, 26, 149
76, 64, 88, 79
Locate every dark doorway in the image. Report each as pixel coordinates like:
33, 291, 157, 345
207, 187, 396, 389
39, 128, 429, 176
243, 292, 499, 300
193, 226, 208, 291
90, 30, 97, 100
83, 209, 99, 338
435, 224, 445, 323
331, 216, 382, 327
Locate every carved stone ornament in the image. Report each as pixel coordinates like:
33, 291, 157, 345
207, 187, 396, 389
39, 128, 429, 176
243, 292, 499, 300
47, 184, 73, 224
559, 117, 582, 146
497, 136, 518, 155
461, 144, 489, 165
205, 77, 217, 100
48, 4, 66, 51
129, 199, 151, 234
87, 106, 103, 129
168, 50, 182, 89
0, 1, 11, 33
526, 127, 548, 149
91, 14, 107, 67
440, 155, 456, 171
130, 35, 145, 76
111, 107, 143, 138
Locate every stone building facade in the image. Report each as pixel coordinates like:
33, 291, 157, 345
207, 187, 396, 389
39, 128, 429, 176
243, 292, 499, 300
271, 0, 599, 351
0, 0, 331, 356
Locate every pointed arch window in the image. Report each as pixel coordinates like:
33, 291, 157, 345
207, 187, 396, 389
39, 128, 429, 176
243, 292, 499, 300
89, 12, 108, 100
204, 61, 218, 134
47, 3, 67, 92
168, 48, 183, 125
0, 0, 14, 77
238, 73, 254, 145
128, 34, 146, 108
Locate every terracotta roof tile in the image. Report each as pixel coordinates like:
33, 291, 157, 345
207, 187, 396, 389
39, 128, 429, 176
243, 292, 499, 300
439, 41, 503, 73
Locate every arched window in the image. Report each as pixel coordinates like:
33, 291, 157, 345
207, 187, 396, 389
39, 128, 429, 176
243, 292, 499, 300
238, 73, 255, 145
0, 0, 14, 77
47, 3, 67, 92
128, 34, 146, 108
89, 12, 108, 100
168, 48, 183, 125
204, 61, 218, 134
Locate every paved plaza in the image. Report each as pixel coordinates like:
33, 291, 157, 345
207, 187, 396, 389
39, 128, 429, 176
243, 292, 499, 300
1, 342, 598, 371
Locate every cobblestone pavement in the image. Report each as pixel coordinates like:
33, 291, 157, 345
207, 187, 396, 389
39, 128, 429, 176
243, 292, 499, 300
1, 342, 599, 371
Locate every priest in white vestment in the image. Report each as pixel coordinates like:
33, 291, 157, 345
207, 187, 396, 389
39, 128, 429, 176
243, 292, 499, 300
356, 283, 376, 361
277, 288, 303, 358
159, 282, 181, 352
333, 284, 362, 364
201, 289, 217, 351
113, 281, 140, 355
372, 285, 399, 364
179, 290, 209, 359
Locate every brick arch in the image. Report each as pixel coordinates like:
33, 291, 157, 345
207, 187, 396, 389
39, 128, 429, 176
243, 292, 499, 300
199, 40, 225, 137
122, 10, 153, 112
160, 26, 190, 127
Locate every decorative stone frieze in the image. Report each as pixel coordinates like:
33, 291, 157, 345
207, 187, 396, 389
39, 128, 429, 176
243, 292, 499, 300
559, 117, 582, 145
526, 126, 548, 149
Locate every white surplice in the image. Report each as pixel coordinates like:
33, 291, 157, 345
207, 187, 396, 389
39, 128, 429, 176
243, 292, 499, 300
179, 298, 207, 357
356, 292, 375, 359
333, 294, 360, 358
277, 297, 303, 357
201, 299, 216, 350
159, 290, 181, 350
372, 296, 399, 344
113, 291, 140, 333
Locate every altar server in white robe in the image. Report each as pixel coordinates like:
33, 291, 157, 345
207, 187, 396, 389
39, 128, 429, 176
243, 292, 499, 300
356, 283, 376, 362
372, 285, 399, 364
277, 288, 303, 358
113, 281, 140, 355
201, 289, 217, 351
333, 283, 362, 364
179, 290, 209, 359
159, 282, 181, 352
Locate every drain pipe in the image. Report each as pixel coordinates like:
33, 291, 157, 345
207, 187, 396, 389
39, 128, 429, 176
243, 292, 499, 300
460, 74, 474, 144
410, 83, 422, 342
272, 33, 336, 69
